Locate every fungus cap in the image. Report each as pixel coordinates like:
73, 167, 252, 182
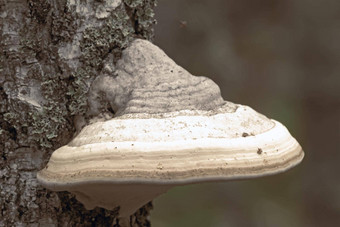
37, 39, 304, 218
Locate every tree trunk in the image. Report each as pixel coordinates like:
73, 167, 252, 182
0, 0, 157, 226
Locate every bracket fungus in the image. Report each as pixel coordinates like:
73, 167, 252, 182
37, 39, 304, 219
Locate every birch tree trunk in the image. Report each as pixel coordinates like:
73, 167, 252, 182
0, 0, 156, 226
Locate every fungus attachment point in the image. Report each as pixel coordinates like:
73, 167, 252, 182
37, 39, 304, 218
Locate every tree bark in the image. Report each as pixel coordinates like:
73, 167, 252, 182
0, 0, 157, 226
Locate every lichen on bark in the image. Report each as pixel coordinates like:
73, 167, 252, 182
123, 0, 157, 40
80, 3, 134, 69
0, 0, 157, 226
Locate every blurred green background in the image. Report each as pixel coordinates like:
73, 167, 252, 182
150, 0, 340, 226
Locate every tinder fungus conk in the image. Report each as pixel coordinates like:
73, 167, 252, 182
37, 39, 304, 218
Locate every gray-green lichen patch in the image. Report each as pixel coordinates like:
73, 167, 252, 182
123, 0, 157, 40
95, 0, 122, 19
80, 4, 134, 69
51, 3, 77, 44
28, 0, 51, 24
66, 67, 93, 115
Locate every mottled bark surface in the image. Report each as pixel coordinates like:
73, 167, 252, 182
0, 0, 156, 226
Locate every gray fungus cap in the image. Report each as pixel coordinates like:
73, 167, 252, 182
37, 39, 304, 218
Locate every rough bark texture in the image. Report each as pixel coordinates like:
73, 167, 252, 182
0, 0, 157, 226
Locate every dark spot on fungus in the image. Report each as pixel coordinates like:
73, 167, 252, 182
242, 132, 249, 137
257, 148, 263, 155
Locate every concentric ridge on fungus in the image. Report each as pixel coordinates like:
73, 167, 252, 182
87, 38, 229, 116
37, 39, 304, 218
